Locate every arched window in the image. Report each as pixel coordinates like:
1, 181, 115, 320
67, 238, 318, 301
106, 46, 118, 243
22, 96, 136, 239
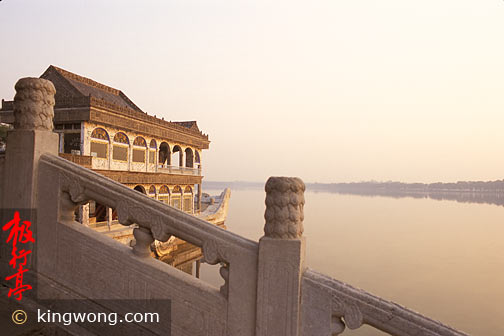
171, 185, 182, 209
159, 142, 170, 166
113, 132, 129, 161
158, 185, 170, 204
133, 185, 146, 194
195, 150, 200, 164
90, 128, 109, 159
149, 140, 157, 164
148, 185, 156, 199
185, 148, 194, 168
183, 186, 193, 213
172, 145, 183, 167
133, 136, 147, 163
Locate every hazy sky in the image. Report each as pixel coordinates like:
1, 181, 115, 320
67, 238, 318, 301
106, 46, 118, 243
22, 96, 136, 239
1, 0, 504, 183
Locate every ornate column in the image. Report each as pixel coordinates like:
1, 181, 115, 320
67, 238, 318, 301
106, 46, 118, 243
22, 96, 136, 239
145, 146, 148, 172
128, 143, 132, 171
256, 176, 306, 336
58, 132, 64, 153
108, 137, 112, 170
79, 122, 85, 155
154, 146, 158, 172
1, 77, 58, 276
197, 182, 202, 212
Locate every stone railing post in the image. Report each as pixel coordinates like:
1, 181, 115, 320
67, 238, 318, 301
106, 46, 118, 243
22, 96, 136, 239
1, 77, 58, 276
256, 176, 306, 336
1, 78, 58, 209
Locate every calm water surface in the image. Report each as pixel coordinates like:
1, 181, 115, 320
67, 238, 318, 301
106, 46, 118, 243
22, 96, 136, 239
200, 188, 504, 336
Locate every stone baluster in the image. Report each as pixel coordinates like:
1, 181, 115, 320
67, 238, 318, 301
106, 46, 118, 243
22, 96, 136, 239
256, 176, 306, 336
79, 203, 90, 226
132, 227, 154, 258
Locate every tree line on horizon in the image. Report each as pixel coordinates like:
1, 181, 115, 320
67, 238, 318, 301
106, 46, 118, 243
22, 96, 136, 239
309, 180, 504, 193
204, 179, 504, 193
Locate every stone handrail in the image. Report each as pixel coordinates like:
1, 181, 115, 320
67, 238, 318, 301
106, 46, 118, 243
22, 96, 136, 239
301, 269, 468, 336
159, 165, 201, 176
40, 152, 257, 266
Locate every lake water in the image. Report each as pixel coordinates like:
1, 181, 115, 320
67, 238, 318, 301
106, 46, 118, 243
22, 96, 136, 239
200, 188, 504, 336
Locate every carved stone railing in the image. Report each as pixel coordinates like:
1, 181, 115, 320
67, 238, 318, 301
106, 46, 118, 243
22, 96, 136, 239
38, 152, 258, 334
44, 151, 257, 273
301, 270, 468, 336
159, 165, 201, 176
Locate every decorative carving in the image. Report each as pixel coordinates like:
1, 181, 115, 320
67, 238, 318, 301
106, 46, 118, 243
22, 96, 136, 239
60, 192, 79, 223
148, 185, 157, 195
332, 295, 363, 330
303, 269, 469, 336
13, 77, 56, 131
264, 176, 305, 239
149, 139, 157, 149
113, 132, 129, 144
202, 240, 231, 297
202, 239, 229, 265
88, 109, 209, 149
133, 136, 147, 147
117, 199, 172, 242
159, 185, 170, 194
117, 199, 152, 226
116, 199, 133, 226
90, 127, 109, 140
60, 172, 89, 204
150, 215, 172, 242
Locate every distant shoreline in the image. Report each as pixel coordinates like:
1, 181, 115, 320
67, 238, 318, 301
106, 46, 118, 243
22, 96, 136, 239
204, 180, 504, 193
203, 180, 504, 207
